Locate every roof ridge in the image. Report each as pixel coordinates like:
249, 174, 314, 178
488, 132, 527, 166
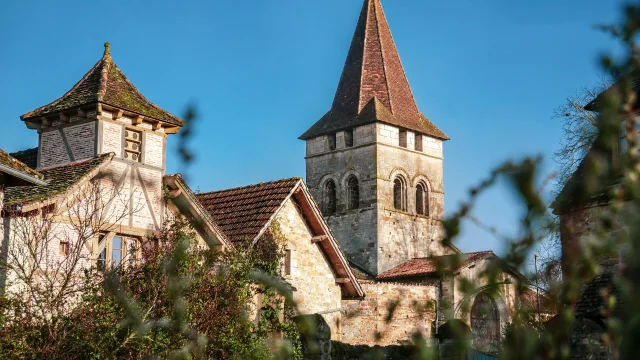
197, 177, 303, 196
21, 58, 105, 120
38, 153, 113, 171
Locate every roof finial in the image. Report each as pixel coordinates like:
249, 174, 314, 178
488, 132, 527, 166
104, 42, 111, 57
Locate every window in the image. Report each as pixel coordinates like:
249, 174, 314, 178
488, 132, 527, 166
284, 249, 292, 276
111, 236, 123, 267
346, 176, 359, 210
124, 129, 142, 162
399, 130, 408, 148
344, 130, 354, 148
393, 177, 406, 211
96, 234, 140, 271
471, 292, 500, 353
323, 180, 337, 214
415, 134, 423, 152
127, 238, 140, 266
59, 240, 69, 256
416, 182, 429, 216
328, 133, 337, 151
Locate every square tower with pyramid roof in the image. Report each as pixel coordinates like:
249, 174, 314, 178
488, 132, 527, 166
300, 0, 452, 275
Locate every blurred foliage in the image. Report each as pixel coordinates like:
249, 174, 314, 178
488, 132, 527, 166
2, 3, 640, 360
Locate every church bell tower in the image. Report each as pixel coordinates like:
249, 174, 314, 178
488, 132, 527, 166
300, 0, 451, 275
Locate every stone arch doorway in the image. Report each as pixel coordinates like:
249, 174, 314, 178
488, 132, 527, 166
470, 292, 500, 353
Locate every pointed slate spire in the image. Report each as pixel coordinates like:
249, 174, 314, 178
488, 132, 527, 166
21, 42, 183, 126
300, 0, 448, 141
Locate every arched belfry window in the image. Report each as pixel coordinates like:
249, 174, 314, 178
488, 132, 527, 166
471, 292, 500, 353
393, 177, 406, 211
346, 176, 359, 210
416, 182, 429, 216
323, 180, 337, 215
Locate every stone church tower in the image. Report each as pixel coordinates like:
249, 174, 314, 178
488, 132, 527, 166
300, 0, 451, 275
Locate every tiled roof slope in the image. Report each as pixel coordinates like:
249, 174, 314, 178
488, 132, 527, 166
376, 251, 494, 280
300, 0, 448, 140
575, 268, 625, 318
3, 153, 112, 207
21, 43, 183, 126
0, 149, 43, 180
195, 178, 301, 243
9, 148, 38, 169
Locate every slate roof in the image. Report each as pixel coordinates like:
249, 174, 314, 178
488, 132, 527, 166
376, 251, 494, 280
9, 148, 38, 169
195, 178, 302, 243
300, 0, 448, 141
574, 268, 625, 318
0, 149, 43, 181
21, 43, 183, 127
3, 153, 113, 207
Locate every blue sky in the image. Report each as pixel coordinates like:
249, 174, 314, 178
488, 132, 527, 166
0, 0, 625, 255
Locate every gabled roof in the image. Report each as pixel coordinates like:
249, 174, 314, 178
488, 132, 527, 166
0, 148, 45, 185
3, 153, 113, 208
196, 178, 301, 244
21, 43, 183, 127
300, 0, 448, 140
196, 178, 364, 298
163, 174, 232, 250
376, 251, 495, 280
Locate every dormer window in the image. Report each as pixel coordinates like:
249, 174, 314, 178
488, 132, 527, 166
124, 129, 142, 162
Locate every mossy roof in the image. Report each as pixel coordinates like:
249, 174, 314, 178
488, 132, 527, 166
9, 148, 38, 169
3, 153, 112, 207
21, 43, 183, 127
0, 148, 43, 180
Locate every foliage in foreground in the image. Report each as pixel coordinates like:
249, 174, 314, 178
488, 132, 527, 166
0, 219, 301, 359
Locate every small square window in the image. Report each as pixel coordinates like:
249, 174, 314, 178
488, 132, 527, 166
59, 241, 69, 256
124, 129, 142, 162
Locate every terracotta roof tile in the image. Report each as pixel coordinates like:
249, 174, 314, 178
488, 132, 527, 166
21, 43, 183, 126
195, 178, 301, 243
0, 148, 43, 180
300, 0, 448, 141
376, 251, 494, 280
3, 154, 112, 207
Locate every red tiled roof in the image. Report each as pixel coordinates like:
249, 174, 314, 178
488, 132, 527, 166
195, 178, 302, 244
300, 0, 448, 141
376, 251, 494, 280
21, 43, 183, 126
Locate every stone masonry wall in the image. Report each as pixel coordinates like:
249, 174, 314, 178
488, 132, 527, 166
341, 280, 438, 346
305, 121, 449, 275
375, 123, 447, 274
273, 198, 344, 340
305, 124, 379, 273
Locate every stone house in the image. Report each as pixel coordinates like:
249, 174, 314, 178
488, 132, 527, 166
551, 73, 640, 360
299, 0, 548, 351
188, 177, 365, 342
0, 41, 363, 330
